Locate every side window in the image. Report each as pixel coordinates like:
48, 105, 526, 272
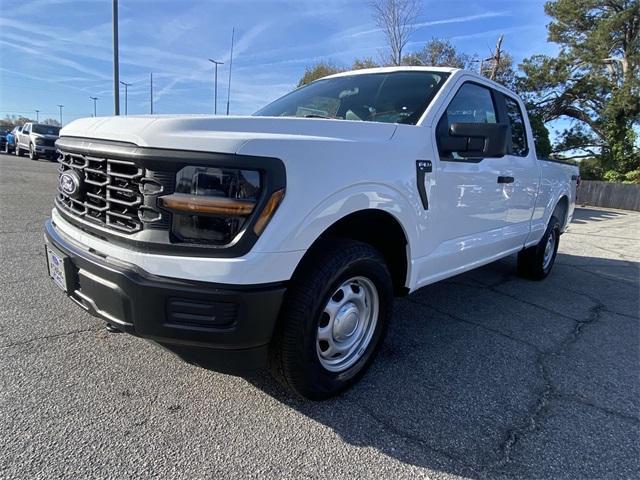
504, 96, 528, 156
445, 83, 497, 126
437, 82, 498, 160
24, 125, 30, 133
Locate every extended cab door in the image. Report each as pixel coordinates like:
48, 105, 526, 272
495, 93, 540, 245
415, 80, 515, 286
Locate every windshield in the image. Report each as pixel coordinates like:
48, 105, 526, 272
254, 71, 449, 125
32, 124, 60, 135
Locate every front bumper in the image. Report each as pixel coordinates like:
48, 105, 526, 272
44, 219, 287, 373
34, 145, 56, 155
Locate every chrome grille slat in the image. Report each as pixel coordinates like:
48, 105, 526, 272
56, 150, 144, 233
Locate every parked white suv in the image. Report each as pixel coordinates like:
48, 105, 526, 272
44, 67, 578, 398
16, 122, 60, 160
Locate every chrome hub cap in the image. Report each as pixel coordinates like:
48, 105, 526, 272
543, 230, 556, 270
316, 276, 379, 372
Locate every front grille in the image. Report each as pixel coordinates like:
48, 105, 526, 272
56, 151, 145, 233
42, 138, 56, 148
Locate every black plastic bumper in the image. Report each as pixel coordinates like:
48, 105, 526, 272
44, 219, 286, 373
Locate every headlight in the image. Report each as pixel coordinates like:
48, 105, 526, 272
34, 136, 45, 145
158, 166, 283, 245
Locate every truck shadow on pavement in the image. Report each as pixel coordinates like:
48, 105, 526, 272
247, 252, 640, 479
571, 206, 625, 224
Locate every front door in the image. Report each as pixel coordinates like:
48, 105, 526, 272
415, 81, 513, 287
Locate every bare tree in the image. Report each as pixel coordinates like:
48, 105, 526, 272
371, 0, 421, 65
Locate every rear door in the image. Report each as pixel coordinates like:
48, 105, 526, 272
495, 93, 540, 246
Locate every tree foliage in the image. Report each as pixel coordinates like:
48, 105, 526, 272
517, 0, 640, 175
0, 115, 34, 128
352, 57, 380, 70
402, 38, 475, 68
297, 61, 344, 87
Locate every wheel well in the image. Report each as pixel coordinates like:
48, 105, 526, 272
306, 209, 409, 296
553, 196, 569, 230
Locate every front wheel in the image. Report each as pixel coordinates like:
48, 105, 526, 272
517, 216, 561, 280
270, 239, 393, 399
29, 143, 38, 161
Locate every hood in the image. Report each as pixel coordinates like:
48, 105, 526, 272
32, 133, 59, 139
59, 115, 398, 154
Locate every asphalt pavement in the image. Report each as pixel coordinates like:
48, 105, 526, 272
1, 153, 638, 479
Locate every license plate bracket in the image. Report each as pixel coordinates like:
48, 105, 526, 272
46, 245, 71, 292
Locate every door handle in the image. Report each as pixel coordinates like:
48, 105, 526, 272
497, 176, 514, 184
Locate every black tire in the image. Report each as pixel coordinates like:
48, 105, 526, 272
270, 239, 393, 400
29, 143, 38, 161
517, 215, 561, 280
15, 144, 22, 156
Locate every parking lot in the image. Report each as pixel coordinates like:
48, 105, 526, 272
0, 152, 638, 479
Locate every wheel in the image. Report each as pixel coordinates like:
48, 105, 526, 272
29, 143, 38, 161
15, 144, 22, 156
517, 215, 560, 280
270, 239, 393, 399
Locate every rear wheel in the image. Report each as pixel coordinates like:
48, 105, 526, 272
517, 216, 561, 280
270, 239, 393, 399
15, 144, 23, 156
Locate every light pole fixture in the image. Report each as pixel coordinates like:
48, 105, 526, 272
150, 72, 154, 114
226, 27, 235, 116
113, 0, 120, 115
57, 104, 64, 126
208, 59, 224, 115
90, 96, 99, 117
120, 81, 130, 115
35, 109, 40, 122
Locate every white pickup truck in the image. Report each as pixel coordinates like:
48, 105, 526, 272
44, 67, 578, 399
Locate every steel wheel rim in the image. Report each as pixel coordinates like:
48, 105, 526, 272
543, 230, 556, 270
316, 276, 379, 372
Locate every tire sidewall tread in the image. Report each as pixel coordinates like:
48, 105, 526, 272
271, 239, 393, 399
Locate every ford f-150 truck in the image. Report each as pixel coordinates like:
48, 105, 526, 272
44, 67, 578, 399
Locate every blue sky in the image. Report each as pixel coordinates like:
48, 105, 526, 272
0, 0, 557, 124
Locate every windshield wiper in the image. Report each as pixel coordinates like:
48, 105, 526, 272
303, 114, 334, 119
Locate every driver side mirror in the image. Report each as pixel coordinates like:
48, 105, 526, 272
439, 122, 508, 158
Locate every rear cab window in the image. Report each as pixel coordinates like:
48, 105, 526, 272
503, 96, 529, 156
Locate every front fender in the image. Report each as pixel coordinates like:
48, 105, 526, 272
252, 182, 418, 255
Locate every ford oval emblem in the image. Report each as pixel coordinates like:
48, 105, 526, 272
59, 171, 81, 198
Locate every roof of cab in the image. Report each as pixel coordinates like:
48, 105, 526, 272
322, 66, 461, 80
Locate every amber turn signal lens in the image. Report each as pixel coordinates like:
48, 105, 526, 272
253, 188, 285, 236
159, 193, 256, 216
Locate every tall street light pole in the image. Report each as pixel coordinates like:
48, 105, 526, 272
150, 73, 154, 114
208, 59, 224, 114
34, 110, 40, 122
226, 27, 235, 116
90, 96, 99, 117
113, 0, 120, 115
57, 105, 64, 126
120, 81, 130, 115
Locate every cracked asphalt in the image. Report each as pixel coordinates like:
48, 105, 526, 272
1, 153, 639, 479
